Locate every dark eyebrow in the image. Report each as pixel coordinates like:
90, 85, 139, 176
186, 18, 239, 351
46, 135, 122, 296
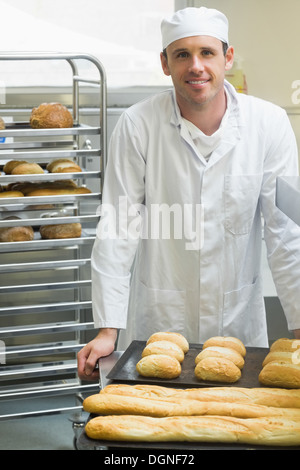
171, 46, 218, 57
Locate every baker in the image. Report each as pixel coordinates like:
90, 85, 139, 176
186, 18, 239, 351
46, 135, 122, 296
78, 6, 300, 381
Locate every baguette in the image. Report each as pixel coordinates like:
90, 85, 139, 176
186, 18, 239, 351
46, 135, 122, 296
194, 356, 241, 383
142, 340, 185, 363
100, 383, 300, 408
146, 332, 189, 353
85, 414, 300, 446
259, 362, 300, 388
136, 354, 181, 379
83, 392, 300, 419
25, 187, 91, 196
195, 346, 245, 369
203, 336, 246, 357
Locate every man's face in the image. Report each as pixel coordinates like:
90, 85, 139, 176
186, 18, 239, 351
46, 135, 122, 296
160, 35, 234, 114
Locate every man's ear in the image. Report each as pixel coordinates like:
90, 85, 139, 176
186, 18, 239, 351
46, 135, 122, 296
225, 46, 234, 71
160, 51, 171, 76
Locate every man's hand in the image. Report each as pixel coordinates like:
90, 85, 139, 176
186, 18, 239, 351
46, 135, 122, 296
77, 328, 118, 381
293, 329, 300, 340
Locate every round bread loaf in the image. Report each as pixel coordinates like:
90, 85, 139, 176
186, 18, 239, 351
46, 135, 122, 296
40, 223, 82, 239
142, 340, 185, 363
3, 160, 28, 174
194, 356, 241, 383
30, 103, 73, 129
11, 162, 44, 175
259, 362, 300, 388
47, 159, 82, 173
195, 346, 245, 369
262, 351, 297, 367
136, 354, 181, 379
270, 338, 300, 353
0, 191, 24, 198
0, 117, 5, 130
146, 332, 189, 354
202, 336, 246, 357
0, 224, 34, 242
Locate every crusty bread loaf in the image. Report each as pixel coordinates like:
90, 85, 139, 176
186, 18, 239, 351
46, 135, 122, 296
3, 160, 28, 174
0, 191, 24, 198
195, 346, 245, 369
46, 159, 82, 173
0, 220, 34, 242
146, 332, 189, 354
0, 117, 5, 130
203, 336, 246, 357
270, 338, 300, 353
136, 354, 181, 379
85, 414, 300, 446
194, 356, 241, 383
9, 180, 78, 196
259, 361, 300, 389
142, 340, 185, 363
262, 351, 296, 367
100, 383, 300, 408
30, 103, 73, 129
26, 187, 91, 197
83, 392, 300, 420
11, 162, 44, 175
39, 223, 82, 239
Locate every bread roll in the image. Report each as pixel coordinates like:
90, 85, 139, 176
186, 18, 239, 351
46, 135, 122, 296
195, 346, 245, 369
262, 351, 297, 367
11, 162, 44, 175
101, 383, 300, 408
0, 191, 24, 198
85, 414, 300, 446
46, 159, 82, 173
195, 356, 241, 383
203, 336, 246, 357
0, 223, 34, 242
0, 117, 5, 130
30, 103, 73, 129
270, 338, 300, 353
142, 340, 184, 363
3, 160, 27, 174
259, 362, 300, 389
146, 332, 189, 354
136, 354, 181, 379
39, 223, 82, 239
83, 392, 300, 420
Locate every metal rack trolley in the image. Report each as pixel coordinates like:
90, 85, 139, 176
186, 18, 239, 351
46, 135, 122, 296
0, 53, 106, 434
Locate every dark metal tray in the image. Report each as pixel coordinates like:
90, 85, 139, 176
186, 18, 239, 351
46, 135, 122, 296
106, 340, 267, 388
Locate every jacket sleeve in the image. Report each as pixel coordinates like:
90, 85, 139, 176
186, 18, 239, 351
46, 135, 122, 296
91, 111, 146, 329
261, 107, 300, 331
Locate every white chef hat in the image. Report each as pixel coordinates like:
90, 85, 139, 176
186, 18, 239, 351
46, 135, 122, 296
161, 7, 229, 50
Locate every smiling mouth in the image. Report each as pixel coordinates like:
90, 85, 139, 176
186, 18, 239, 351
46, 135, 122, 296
187, 79, 209, 85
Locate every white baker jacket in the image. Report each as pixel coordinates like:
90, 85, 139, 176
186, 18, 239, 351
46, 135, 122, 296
91, 80, 300, 349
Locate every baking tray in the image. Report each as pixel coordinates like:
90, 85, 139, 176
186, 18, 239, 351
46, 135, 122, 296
106, 340, 267, 388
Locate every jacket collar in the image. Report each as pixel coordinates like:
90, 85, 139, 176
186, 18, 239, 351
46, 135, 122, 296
170, 79, 246, 130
